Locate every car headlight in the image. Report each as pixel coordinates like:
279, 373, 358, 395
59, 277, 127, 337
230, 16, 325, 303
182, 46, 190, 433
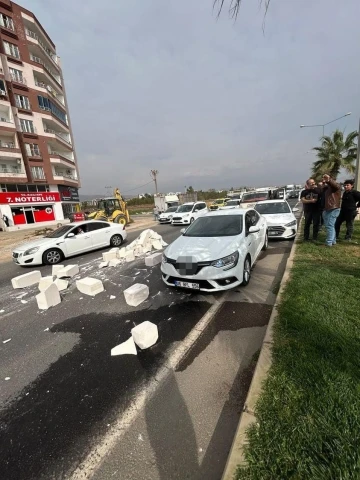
162, 254, 168, 264
24, 247, 39, 256
211, 251, 239, 270
285, 220, 296, 227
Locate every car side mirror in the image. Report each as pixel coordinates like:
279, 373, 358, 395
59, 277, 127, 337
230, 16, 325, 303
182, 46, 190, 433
248, 226, 260, 233
67, 232, 75, 238
292, 208, 299, 212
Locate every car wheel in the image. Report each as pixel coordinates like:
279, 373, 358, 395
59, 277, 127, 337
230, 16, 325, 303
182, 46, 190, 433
113, 214, 127, 225
242, 256, 251, 286
110, 234, 123, 247
262, 232, 269, 251
190, 217, 195, 224
42, 248, 63, 265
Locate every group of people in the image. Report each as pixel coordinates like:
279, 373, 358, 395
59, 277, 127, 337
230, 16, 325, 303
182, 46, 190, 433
300, 174, 360, 246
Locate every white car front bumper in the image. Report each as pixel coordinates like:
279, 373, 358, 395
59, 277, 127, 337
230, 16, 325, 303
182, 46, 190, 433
267, 224, 297, 239
171, 216, 191, 225
12, 249, 46, 266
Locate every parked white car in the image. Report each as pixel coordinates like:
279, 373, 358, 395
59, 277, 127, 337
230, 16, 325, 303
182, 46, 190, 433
162, 209, 268, 292
12, 220, 127, 266
171, 202, 208, 226
158, 206, 179, 224
220, 199, 240, 209
255, 200, 297, 239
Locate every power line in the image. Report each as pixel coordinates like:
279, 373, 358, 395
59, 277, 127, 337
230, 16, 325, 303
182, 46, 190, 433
122, 180, 154, 194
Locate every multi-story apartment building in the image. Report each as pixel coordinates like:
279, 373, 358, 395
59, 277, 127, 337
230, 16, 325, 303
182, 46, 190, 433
0, 0, 80, 230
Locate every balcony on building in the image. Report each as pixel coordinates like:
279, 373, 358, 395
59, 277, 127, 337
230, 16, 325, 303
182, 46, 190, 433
33, 73, 65, 108
43, 120, 72, 149
25, 27, 60, 72
29, 48, 62, 88
0, 102, 15, 128
49, 143, 75, 166
0, 133, 22, 157
0, 156, 27, 180
52, 165, 78, 184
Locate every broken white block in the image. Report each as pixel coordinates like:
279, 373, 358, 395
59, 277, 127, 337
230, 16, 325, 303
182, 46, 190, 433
99, 261, 108, 268
125, 250, 135, 262
3, 338, 11, 344
119, 248, 126, 258
131, 321, 158, 349
54, 278, 68, 291
111, 337, 137, 356
110, 295, 116, 300
161, 240, 168, 247
124, 283, 149, 307
38, 276, 55, 292
145, 252, 163, 267
11, 271, 42, 289
102, 251, 118, 262
109, 258, 121, 267
21, 299, 28, 304
137, 229, 152, 246
76, 277, 104, 296
133, 245, 144, 257
143, 242, 152, 253
152, 240, 163, 250
150, 231, 162, 240
36, 283, 61, 310
110, 247, 120, 254
56, 265, 79, 278
52, 265, 65, 277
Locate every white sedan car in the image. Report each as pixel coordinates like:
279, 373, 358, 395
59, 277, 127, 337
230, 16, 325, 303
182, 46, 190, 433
12, 220, 127, 266
161, 209, 268, 292
158, 206, 178, 224
255, 200, 297, 239
171, 202, 208, 226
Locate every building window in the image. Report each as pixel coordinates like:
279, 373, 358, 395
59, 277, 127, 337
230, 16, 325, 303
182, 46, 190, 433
0, 79, 6, 96
20, 119, 35, 133
31, 166, 45, 180
0, 184, 50, 192
0, 14, 14, 30
25, 143, 40, 157
37, 95, 67, 125
3, 41, 20, 59
9, 68, 25, 84
15, 94, 31, 110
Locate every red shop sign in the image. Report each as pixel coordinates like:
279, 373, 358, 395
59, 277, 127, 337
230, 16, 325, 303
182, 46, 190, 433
0, 192, 61, 204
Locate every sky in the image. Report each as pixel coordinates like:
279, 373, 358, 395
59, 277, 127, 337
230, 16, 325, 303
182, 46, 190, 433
20, 0, 360, 195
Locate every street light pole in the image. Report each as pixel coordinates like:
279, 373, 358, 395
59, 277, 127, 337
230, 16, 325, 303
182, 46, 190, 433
300, 112, 352, 137
150, 170, 159, 194
355, 117, 360, 190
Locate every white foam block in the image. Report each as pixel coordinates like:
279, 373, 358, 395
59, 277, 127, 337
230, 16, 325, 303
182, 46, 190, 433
76, 277, 104, 296
109, 258, 121, 267
131, 321, 158, 349
124, 283, 149, 307
151, 240, 163, 250
52, 265, 65, 277
145, 252, 163, 267
38, 276, 55, 292
143, 242, 152, 253
12, 271, 42, 289
56, 265, 79, 278
125, 251, 135, 262
102, 251, 118, 262
110, 247, 120, 258
99, 261, 108, 268
111, 337, 137, 356
36, 283, 61, 310
134, 245, 144, 257
54, 278, 69, 291
137, 229, 152, 246
119, 248, 126, 258
150, 231, 162, 240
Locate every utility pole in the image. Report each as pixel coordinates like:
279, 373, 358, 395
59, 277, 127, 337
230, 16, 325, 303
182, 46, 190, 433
355, 118, 360, 190
150, 170, 159, 194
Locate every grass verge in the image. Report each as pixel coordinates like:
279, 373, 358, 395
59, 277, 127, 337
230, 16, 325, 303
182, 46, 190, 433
236, 223, 360, 480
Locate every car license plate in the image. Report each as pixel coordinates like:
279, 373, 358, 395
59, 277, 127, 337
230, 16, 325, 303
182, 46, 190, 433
269, 231, 278, 236
174, 280, 200, 290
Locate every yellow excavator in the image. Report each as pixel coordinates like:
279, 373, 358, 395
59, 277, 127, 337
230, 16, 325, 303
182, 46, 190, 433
87, 188, 131, 225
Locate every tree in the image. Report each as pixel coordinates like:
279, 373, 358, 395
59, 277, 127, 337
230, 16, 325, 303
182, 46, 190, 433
187, 186, 195, 193
311, 129, 358, 180
214, 0, 271, 20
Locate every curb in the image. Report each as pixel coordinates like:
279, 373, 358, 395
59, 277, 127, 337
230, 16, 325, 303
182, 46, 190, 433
221, 217, 303, 480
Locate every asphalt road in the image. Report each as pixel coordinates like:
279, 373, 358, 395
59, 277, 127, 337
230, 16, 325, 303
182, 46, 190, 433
0, 203, 299, 480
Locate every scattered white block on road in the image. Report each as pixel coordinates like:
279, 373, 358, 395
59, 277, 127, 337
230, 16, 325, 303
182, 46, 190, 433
133, 245, 144, 257
125, 251, 135, 262
52, 265, 65, 277
143, 242, 152, 253
76, 277, 104, 296
131, 321, 158, 349
99, 261, 108, 268
56, 265, 79, 278
38, 276, 55, 292
110, 247, 120, 258
111, 337, 137, 356
145, 252, 163, 267
150, 232, 162, 240
54, 278, 69, 291
36, 283, 61, 310
137, 229, 152, 246
102, 251, 118, 262
12, 271, 42, 289
109, 258, 121, 267
124, 283, 149, 306
151, 240, 163, 250
119, 248, 126, 258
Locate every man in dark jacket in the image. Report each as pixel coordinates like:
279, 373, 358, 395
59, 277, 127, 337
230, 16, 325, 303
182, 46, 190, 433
300, 178, 322, 241
335, 179, 360, 241
322, 174, 341, 246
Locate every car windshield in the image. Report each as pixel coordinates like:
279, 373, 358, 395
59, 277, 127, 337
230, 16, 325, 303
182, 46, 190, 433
184, 215, 243, 237
242, 193, 268, 202
226, 200, 239, 206
165, 207, 178, 213
255, 202, 291, 214
177, 205, 193, 213
45, 225, 73, 238
214, 200, 224, 205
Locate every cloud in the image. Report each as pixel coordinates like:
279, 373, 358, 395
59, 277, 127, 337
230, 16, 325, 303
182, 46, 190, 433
22, 0, 360, 194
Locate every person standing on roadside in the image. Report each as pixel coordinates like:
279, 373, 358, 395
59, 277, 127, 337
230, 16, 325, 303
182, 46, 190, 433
335, 179, 360, 241
300, 178, 322, 241
321, 174, 341, 247
153, 206, 159, 221
317, 181, 325, 229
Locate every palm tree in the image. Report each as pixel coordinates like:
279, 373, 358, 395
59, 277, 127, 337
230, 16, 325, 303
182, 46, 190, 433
311, 129, 358, 180
214, 0, 271, 19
